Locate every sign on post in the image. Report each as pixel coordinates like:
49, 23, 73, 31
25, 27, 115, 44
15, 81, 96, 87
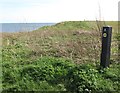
100, 26, 112, 68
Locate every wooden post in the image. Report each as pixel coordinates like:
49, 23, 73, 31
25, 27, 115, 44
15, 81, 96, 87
100, 26, 112, 68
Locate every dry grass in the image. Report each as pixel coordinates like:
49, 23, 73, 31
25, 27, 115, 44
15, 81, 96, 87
2, 21, 118, 64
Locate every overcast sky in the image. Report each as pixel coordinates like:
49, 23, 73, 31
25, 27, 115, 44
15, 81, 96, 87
0, 0, 119, 23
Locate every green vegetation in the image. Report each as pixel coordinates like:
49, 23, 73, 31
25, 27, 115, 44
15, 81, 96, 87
2, 57, 120, 92
1, 21, 119, 92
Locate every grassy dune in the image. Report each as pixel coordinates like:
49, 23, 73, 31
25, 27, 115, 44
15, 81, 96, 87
1, 21, 120, 92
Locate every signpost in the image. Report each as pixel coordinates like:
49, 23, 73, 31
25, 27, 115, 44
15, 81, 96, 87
100, 26, 112, 68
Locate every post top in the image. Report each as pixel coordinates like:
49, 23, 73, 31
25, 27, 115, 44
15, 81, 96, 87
103, 26, 112, 28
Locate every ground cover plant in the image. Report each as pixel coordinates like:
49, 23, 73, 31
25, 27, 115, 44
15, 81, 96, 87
1, 21, 119, 92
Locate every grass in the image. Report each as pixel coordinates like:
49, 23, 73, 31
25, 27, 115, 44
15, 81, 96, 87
2, 21, 101, 63
2, 21, 118, 63
1, 21, 120, 92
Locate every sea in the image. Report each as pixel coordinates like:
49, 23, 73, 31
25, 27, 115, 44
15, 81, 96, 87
0, 23, 55, 33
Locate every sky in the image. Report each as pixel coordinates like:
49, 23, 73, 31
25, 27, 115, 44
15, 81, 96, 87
0, 0, 119, 23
